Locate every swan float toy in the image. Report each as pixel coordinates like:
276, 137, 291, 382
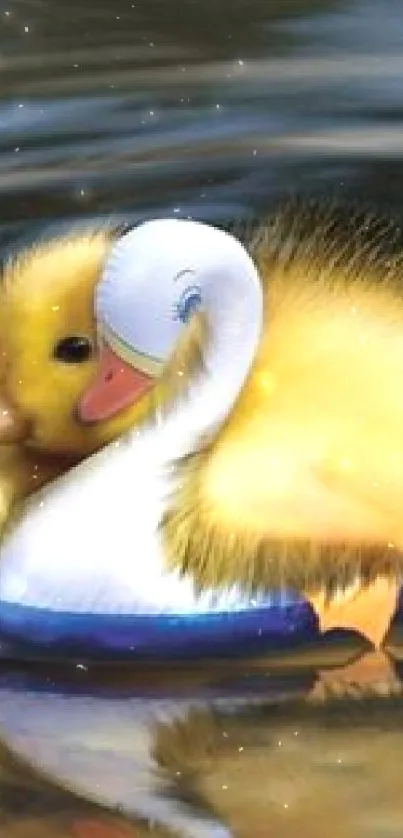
0, 213, 402, 663
0, 218, 319, 660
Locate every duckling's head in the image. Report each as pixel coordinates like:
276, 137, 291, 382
0, 228, 161, 459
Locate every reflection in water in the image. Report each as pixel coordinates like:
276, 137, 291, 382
1, 648, 403, 838
2, 0, 403, 834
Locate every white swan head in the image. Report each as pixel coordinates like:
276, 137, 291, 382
78, 218, 263, 448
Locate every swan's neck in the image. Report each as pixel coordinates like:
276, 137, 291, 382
99, 220, 263, 464
159, 287, 263, 464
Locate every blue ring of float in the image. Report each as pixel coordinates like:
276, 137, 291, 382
1, 584, 403, 662
0, 596, 322, 661
1, 586, 403, 662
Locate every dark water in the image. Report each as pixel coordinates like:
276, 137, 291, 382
3, 0, 403, 244
3, 0, 403, 835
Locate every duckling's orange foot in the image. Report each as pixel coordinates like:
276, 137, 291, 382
305, 576, 401, 701
306, 575, 399, 651
307, 648, 401, 702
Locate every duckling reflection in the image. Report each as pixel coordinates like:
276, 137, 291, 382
0, 662, 403, 838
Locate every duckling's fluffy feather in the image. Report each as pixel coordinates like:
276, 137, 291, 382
160, 200, 403, 599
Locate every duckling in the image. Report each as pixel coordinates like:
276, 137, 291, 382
0, 225, 155, 534
55, 201, 403, 670
158, 201, 403, 663
3, 202, 403, 690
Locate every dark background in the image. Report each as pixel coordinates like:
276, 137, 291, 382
1, 0, 403, 248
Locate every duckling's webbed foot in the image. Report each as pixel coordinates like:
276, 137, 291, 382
306, 576, 401, 701
306, 575, 399, 650
307, 648, 401, 702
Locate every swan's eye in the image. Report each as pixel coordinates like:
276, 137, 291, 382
53, 336, 93, 364
174, 285, 202, 324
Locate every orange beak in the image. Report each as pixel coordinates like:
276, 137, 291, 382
78, 344, 155, 424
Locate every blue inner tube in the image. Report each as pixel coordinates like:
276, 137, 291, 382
0, 586, 402, 662
0, 552, 403, 662
0, 592, 320, 662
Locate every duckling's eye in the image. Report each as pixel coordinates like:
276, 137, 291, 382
52, 336, 93, 364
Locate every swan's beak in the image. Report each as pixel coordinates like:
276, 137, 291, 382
78, 343, 155, 424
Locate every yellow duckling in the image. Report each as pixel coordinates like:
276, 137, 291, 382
29, 201, 402, 678
0, 225, 152, 531
2, 202, 403, 685
151, 201, 403, 658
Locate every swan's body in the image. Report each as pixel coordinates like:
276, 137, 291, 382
0, 407, 292, 617
1, 202, 403, 657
